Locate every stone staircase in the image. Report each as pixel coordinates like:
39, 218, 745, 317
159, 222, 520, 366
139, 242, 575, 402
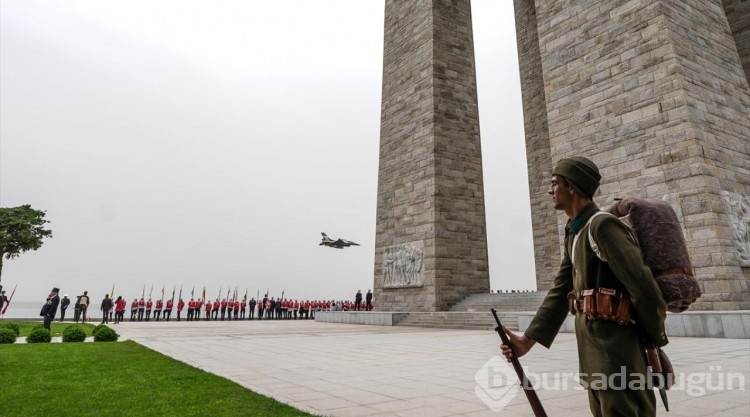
394, 292, 547, 331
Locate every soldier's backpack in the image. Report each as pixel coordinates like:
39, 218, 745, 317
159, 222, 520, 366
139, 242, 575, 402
588, 197, 702, 313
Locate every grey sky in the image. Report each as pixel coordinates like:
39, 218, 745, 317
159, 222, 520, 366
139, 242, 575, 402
0, 0, 537, 303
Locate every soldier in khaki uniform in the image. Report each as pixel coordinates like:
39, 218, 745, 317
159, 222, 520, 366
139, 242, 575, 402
500, 157, 668, 417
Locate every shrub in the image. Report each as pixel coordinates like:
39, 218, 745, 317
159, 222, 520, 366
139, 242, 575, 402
0, 321, 20, 336
62, 325, 87, 343
92, 324, 107, 335
93, 326, 118, 342
26, 327, 52, 343
0, 328, 17, 344
32, 323, 46, 332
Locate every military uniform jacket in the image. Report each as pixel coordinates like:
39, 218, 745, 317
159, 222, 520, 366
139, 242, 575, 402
525, 202, 668, 386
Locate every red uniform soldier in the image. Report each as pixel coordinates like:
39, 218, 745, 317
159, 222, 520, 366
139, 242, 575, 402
130, 299, 139, 321
164, 299, 173, 321
177, 299, 185, 321
137, 298, 146, 321
154, 299, 163, 321
220, 299, 228, 320
145, 298, 153, 321
205, 301, 212, 320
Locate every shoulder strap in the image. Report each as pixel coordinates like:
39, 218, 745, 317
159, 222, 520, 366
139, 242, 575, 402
586, 212, 637, 263
571, 211, 610, 265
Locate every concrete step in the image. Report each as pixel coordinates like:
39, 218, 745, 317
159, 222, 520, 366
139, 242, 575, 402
451, 292, 547, 312
394, 311, 519, 331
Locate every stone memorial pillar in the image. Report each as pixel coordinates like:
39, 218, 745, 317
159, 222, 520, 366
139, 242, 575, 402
373, 0, 490, 312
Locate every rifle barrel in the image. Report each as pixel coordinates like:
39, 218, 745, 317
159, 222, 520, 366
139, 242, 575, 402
491, 309, 548, 417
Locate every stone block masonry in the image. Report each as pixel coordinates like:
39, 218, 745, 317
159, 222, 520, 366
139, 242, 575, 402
519, 0, 750, 310
374, 0, 489, 312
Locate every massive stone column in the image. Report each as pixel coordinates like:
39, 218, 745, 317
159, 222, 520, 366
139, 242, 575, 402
374, 0, 489, 312
519, 0, 750, 309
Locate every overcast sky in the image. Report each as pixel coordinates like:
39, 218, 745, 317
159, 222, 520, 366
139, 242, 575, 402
0, 0, 536, 303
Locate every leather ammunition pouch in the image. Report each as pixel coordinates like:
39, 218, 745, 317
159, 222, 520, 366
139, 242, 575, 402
568, 287, 633, 325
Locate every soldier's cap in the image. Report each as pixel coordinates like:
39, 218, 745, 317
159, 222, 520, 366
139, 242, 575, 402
52, 287, 60, 293
552, 156, 601, 198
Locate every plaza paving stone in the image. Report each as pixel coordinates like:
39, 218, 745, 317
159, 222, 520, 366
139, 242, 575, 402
113, 319, 750, 416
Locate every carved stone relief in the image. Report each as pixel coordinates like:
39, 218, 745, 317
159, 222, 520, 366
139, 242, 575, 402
382, 243, 424, 288
721, 191, 750, 267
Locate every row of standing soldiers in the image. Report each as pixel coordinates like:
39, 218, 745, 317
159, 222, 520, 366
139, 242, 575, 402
120, 297, 373, 322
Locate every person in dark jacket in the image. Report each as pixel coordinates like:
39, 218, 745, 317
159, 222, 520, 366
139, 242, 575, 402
354, 290, 363, 311
100, 294, 113, 324
500, 157, 667, 417
59, 294, 71, 322
42, 287, 60, 330
365, 290, 373, 311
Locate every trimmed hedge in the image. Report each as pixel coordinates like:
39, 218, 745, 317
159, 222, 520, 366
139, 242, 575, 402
62, 325, 87, 343
0, 328, 17, 344
0, 321, 20, 336
93, 326, 118, 342
26, 327, 52, 343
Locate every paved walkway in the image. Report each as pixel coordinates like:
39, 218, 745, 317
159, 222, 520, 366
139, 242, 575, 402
114, 320, 749, 417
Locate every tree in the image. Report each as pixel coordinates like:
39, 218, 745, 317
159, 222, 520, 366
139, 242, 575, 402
0, 205, 53, 288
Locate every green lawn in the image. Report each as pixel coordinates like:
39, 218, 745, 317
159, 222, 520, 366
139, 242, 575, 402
0, 341, 318, 417
8, 321, 98, 337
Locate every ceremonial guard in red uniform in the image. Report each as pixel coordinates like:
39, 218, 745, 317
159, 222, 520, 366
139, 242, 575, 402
164, 299, 173, 321
205, 301, 212, 320
145, 298, 153, 321
137, 298, 146, 321
177, 298, 185, 321
154, 299, 163, 321
130, 299, 139, 321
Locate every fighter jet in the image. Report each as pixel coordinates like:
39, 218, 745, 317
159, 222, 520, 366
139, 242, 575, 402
320, 232, 360, 249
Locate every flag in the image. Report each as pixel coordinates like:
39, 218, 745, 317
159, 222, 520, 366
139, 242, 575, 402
142, 285, 145, 299
191, 286, 194, 298
201, 287, 206, 302
110, 283, 115, 299
178, 285, 183, 301
149, 285, 154, 298
243, 288, 248, 302
226, 288, 230, 300
218, 286, 222, 300
161, 285, 165, 302
1, 283, 18, 315
171, 285, 176, 302
233, 287, 238, 302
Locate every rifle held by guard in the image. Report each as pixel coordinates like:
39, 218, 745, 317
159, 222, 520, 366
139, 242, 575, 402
491, 308, 548, 417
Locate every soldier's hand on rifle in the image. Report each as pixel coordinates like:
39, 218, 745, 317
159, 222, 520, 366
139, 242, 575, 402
499, 325, 536, 362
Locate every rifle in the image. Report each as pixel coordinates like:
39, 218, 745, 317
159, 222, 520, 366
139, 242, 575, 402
491, 309, 548, 417
641, 331, 670, 412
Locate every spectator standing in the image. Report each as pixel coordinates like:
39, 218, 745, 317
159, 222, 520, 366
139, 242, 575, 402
77, 291, 90, 323
59, 294, 71, 322
41, 287, 60, 330
114, 296, 126, 324
100, 294, 113, 324
354, 290, 363, 311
